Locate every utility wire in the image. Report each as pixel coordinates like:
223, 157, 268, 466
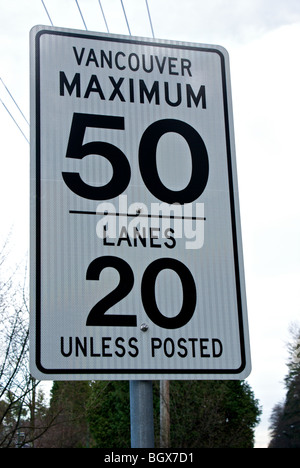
145, 0, 155, 38
98, 0, 110, 33
0, 99, 29, 144
41, 0, 54, 26
75, 0, 88, 30
0, 0, 156, 147
0, 78, 29, 126
120, 0, 131, 35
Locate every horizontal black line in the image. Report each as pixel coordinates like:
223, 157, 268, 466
36, 364, 243, 375
69, 210, 206, 221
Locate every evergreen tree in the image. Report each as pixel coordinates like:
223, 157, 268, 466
87, 381, 131, 448
39, 379, 260, 448
87, 380, 260, 448
269, 324, 300, 448
169, 380, 260, 448
43, 381, 92, 448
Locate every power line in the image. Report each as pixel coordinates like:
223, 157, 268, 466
145, 0, 155, 38
120, 0, 131, 35
42, 0, 154, 39
98, 0, 110, 33
41, 0, 53, 26
1, 1, 156, 148
0, 77, 29, 126
0, 99, 29, 144
75, 0, 88, 30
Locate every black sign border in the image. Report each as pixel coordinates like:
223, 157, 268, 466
33, 28, 248, 377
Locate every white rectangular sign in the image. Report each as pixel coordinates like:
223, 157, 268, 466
30, 25, 251, 380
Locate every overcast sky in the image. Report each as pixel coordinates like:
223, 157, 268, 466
1, 0, 300, 448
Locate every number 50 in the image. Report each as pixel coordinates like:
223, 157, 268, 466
62, 113, 209, 204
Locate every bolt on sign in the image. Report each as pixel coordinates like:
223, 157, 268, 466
30, 25, 251, 380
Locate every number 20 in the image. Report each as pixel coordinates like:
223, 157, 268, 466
86, 256, 197, 330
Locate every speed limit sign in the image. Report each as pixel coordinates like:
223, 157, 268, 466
30, 25, 251, 380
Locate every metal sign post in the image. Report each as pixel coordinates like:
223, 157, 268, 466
130, 381, 154, 448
